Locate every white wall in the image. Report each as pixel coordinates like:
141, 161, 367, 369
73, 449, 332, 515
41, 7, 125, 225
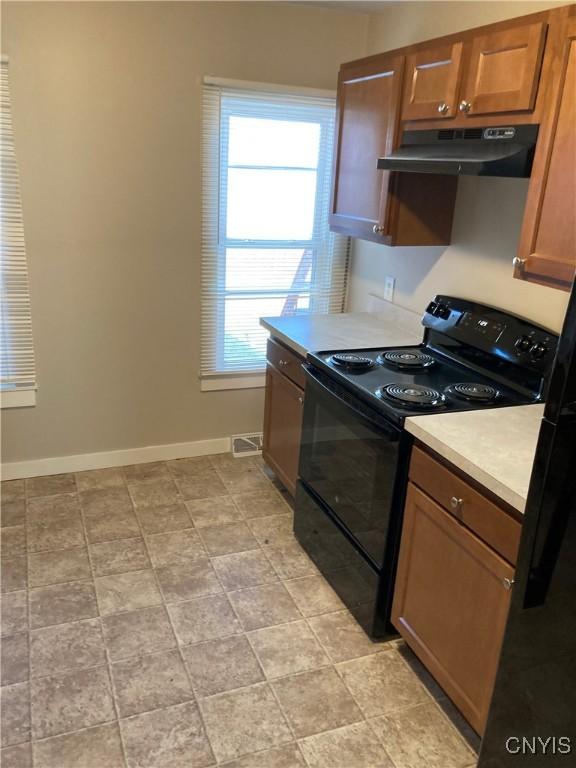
0, 1, 369, 465
347, 1, 570, 333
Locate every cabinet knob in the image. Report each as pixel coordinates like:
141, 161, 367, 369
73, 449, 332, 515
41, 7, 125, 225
450, 496, 463, 511
437, 102, 449, 115
372, 224, 386, 235
279, 359, 288, 367
512, 256, 527, 270
298, 396, 304, 404
503, 578, 515, 591
459, 100, 471, 113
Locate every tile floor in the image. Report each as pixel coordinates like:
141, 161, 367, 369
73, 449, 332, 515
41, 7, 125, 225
1, 455, 480, 768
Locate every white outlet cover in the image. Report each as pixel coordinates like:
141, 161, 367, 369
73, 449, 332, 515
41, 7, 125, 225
384, 276, 395, 302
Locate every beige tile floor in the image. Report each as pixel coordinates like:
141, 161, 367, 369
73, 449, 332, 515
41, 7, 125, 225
0, 455, 480, 768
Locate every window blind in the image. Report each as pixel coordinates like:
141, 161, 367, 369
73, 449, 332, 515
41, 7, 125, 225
201, 80, 349, 379
1, 60, 36, 394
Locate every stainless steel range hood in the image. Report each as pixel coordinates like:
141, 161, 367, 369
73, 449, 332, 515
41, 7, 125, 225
378, 125, 539, 177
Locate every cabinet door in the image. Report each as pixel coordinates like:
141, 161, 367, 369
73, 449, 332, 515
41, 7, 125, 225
330, 55, 403, 242
462, 21, 546, 116
402, 42, 464, 121
516, 15, 576, 290
262, 364, 304, 496
392, 483, 514, 735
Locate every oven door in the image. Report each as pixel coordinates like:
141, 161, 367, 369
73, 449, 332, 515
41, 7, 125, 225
298, 364, 406, 568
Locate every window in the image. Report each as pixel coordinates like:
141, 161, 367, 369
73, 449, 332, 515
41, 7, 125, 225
0, 59, 36, 408
201, 79, 348, 388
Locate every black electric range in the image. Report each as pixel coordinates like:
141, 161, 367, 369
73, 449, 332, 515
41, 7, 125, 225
294, 296, 559, 638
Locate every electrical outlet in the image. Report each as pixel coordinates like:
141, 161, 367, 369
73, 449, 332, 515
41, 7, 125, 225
384, 275, 395, 302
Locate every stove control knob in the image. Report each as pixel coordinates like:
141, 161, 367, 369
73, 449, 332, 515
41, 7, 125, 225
515, 335, 532, 353
530, 342, 548, 360
436, 304, 451, 320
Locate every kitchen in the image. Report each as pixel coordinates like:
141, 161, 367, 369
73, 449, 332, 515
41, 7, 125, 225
1, 2, 575, 767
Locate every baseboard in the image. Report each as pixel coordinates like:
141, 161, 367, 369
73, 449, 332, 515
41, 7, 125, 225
1, 437, 232, 481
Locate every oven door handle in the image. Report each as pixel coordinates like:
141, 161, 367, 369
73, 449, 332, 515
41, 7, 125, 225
303, 364, 400, 437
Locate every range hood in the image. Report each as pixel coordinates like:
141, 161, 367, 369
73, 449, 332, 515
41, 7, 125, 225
378, 125, 539, 177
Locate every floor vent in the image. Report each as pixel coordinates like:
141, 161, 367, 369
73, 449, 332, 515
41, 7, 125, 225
231, 433, 264, 457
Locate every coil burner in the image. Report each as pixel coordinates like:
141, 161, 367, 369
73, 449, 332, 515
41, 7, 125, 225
377, 383, 445, 409
378, 350, 436, 371
330, 353, 375, 371
446, 383, 499, 403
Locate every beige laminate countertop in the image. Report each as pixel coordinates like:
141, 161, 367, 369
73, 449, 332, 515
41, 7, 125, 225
260, 308, 422, 357
405, 404, 545, 514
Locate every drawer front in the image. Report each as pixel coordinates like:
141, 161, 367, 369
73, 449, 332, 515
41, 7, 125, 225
409, 446, 521, 565
266, 338, 306, 389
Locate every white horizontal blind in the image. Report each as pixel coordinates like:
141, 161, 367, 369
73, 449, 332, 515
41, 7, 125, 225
201, 81, 349, 377
1, 60, 36, 392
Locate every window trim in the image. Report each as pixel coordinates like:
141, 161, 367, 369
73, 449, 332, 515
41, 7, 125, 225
203, 76, 335, 101
200, 374, 266, 392
201, 78, 348, 388
1, 56, 37, 404
1, 388, 36, 409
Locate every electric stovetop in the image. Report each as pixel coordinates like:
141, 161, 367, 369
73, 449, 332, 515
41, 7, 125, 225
308, 344, 537, 423
306, 296, 559, 426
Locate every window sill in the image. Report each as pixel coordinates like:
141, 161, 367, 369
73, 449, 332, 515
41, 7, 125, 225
1, 389, 37, 409
201, 375, 266, 392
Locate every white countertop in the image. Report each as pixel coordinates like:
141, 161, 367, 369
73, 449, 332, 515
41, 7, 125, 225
260, 308, 422, 358
405, 404, 544, 514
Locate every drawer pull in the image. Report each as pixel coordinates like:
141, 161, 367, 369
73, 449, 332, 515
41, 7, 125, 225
450, 496, 463, 511
279, 359, 289, 367
298, 396, 303, 404
503, 578, 515, 591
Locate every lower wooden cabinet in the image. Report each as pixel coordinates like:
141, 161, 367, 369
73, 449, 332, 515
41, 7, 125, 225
262, 342, 305, 496
392, 478, 515, 735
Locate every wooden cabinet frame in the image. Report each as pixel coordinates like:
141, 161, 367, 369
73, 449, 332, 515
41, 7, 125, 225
515, 8, 576, 290
330, 54, 457, 246
337, 7, 560, 132
262, 339, 305, 496
331, 4, 574, 287
392, 481, 514, 735
330, 54, 404, 243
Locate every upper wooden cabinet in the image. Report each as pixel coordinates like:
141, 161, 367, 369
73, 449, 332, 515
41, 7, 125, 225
515, 11, 576, 290
331, 55, 403, 241
401, 20, 547, 123
330, 55, 457, 246
402, 42, 464, 121
330, 4, 574, 268
463, 22, 546, 117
